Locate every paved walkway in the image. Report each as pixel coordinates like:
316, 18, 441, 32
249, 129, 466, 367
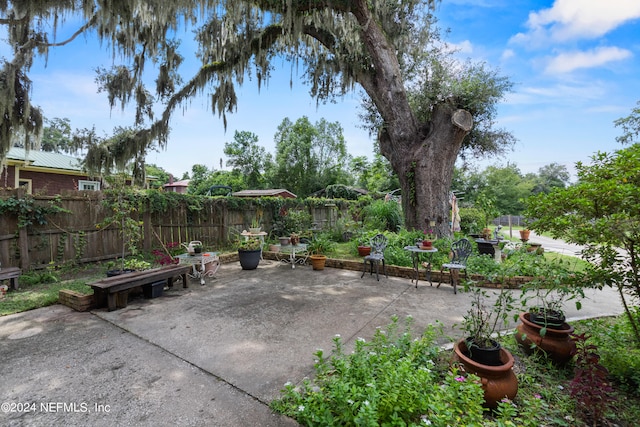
0, 260, 627, 426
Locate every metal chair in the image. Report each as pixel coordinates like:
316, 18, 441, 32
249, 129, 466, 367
361, 233, 388, 281
439, 238, 472, 294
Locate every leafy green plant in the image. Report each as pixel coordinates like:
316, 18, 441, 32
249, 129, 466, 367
97, 175, 144, 272
306, 234, 336, 256
0, 194, 69, 228
271, 317, 487, 426
460, 284, 516, 349
237, 237, 262, 251
524, 142, 640, 346
362, 199, 403, 232
581, 313, 640, 393
123, 257, 152, 271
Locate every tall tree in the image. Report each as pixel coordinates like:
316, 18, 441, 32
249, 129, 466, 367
531, 162, 570, 194
40, 117, 73, 153
223, 130, 269, 189
270, 116, 349, 197
0, 1, 513, 235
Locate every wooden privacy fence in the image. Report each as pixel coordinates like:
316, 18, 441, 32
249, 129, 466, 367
0, 190, 347, 270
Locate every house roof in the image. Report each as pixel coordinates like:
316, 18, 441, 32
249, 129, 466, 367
163, 179, 190, 188
232, 189, 297, 198
6, 147, 83, 172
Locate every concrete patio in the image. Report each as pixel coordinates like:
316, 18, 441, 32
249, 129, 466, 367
0, 259, 626, 426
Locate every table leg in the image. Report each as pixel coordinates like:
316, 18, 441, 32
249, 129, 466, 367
411, 253, 420, 287
425, 254, 433, 286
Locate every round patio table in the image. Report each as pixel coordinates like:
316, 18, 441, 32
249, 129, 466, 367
403, 246, 438, 288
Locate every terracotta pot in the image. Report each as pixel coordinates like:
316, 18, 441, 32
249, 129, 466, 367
357, 246, 371, 256
519, 229, 531, 241
515, 312, 576, 365
309, 254, 327, 270
452, 339, 518, 409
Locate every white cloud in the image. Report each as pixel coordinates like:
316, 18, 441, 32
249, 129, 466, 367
500, 49, 515, 61
545, 46, 632, 74
513, 0, 640, 45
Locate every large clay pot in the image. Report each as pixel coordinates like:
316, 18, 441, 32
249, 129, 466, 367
519, 229, 531, 241
452, 339, 518, 409
309, 254, 327, 270
515, 312, 576, 365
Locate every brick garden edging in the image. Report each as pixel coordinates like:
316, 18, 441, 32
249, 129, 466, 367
257, 251, 534, 288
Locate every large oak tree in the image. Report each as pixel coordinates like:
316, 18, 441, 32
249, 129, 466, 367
0, 0, 513, 234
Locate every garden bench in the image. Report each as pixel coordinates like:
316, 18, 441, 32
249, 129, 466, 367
90, 264, 191, 311
0, 267, 21, 290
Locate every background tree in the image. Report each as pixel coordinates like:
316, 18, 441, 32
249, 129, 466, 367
359, 154, 400, 194
0, 1, 513, 235
270, 117, 349, 197
528, 162, 570, 194
483, 163, 532, 215
40, 117, 74, 153
145, 164, 171, 189
223, 130, 269, 189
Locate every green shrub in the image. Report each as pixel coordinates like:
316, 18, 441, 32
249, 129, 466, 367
459, 207, 484, 235
271, 317, 486, 426
582, 313, 640, 393
362, 199, 403, 232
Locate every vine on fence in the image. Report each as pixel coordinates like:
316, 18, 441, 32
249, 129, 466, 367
0, 195, 69, 228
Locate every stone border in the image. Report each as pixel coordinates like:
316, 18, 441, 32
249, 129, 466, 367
59, 289, 94, 312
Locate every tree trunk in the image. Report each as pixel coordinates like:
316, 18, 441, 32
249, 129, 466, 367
383, 103, 472, 236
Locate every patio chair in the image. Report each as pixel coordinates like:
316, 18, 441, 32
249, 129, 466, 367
361, 233, 388, 281
439, 238, 472, 294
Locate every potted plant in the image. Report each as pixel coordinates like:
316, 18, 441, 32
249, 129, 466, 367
237, 237, 262, 270
289, 232, 300, 246
355, 230, 372, 256
458, 285, 515, 366
452, 284, 518, 408
515, 275, 582, 365
307, 234, 336, 271
476, 194, 499, 240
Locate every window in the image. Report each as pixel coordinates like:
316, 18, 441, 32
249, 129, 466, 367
18, 179, 32, 194
78, 180, 100, 191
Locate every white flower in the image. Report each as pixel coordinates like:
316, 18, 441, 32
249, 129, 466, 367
334, 334, 341, 338
420, 417, 432, 426
366, 383, 374, 387
347, 399, 354, 405
357, 337, 366, 342
284, 381, 292, 387
363, 400, 370, 406
298, 405, 305, 412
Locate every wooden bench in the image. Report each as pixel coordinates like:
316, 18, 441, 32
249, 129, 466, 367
90, 264, 191, 311
0, 267, 21, 290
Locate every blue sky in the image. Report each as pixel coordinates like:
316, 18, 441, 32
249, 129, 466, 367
11, 0, 640, 179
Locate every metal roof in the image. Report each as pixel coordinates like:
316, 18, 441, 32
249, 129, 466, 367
6, 147, 83, 171
232, 189, 297, 198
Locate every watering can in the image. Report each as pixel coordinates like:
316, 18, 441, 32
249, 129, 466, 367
181, 241, 203, 255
